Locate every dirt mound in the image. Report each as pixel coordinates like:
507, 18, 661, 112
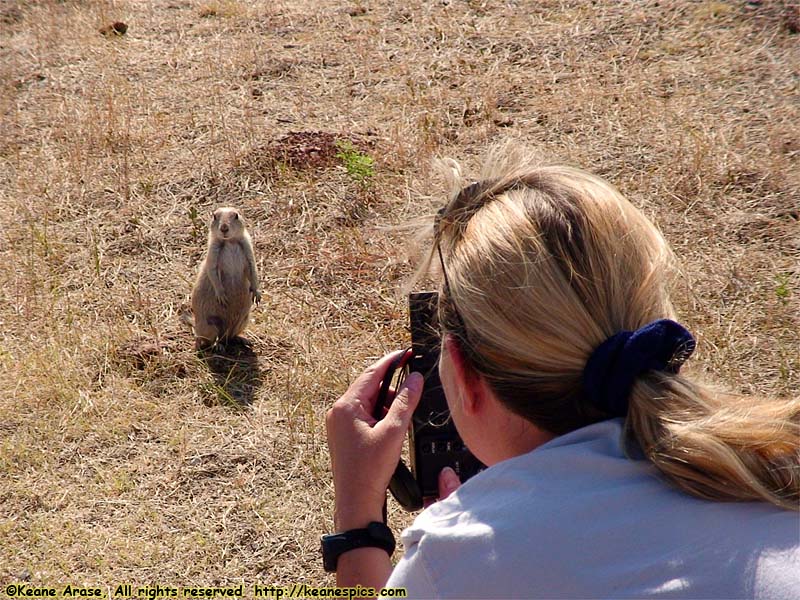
235, 131, 374, 178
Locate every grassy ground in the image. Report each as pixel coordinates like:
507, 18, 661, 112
1, 0, 798, 589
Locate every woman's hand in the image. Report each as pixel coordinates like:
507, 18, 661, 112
438, 466, 461, 500
326, 351, 423, 531
423, 467, 462, 508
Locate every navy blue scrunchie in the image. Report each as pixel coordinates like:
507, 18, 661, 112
582, 319, 696, 416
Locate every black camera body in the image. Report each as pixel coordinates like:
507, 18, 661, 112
407, 292, 485, 499
377, 292, 484, 511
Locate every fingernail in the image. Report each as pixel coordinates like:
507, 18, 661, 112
440, 466, 459, 491
405, 371, 423, 393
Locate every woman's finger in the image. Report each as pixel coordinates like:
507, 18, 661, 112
348, 349, 410, 414
381, 371, 423, 433
438, 466, 461, 500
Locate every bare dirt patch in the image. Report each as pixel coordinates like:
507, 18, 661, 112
236, 131, 373, 177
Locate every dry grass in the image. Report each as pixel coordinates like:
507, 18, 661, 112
1, 0, 798, 587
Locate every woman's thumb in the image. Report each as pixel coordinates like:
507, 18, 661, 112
383, 371, 423, 432
439, 466, 461, 499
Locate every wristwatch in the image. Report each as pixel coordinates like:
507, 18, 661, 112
321, 521, 396, 573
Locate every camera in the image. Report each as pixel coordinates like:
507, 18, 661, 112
376, 291, 485, 511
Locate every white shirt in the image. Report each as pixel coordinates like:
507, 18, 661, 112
385, 419, 800, 599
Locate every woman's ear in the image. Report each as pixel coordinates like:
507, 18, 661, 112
442, 334, 484, 416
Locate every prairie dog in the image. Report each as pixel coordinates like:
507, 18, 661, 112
191, 207, 261, 349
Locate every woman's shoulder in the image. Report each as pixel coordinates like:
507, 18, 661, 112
415, 418, 797, 535
395, 418, 799, 599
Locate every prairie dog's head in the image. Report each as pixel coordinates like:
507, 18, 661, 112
210, 207, 246, 241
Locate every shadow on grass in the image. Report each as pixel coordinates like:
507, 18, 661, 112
199, 337, 262, 408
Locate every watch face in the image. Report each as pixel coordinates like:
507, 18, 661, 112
321, 533, 347, 573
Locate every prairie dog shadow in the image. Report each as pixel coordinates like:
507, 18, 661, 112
199, 337, 262, 407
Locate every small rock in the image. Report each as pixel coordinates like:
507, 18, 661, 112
493, 117, 514, 128
99, 21, 128, 36
785, 6, 800, 34
778, 138, 799, 154
1, 7, 24, 25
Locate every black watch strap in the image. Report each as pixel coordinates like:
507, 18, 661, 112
321, 521, 396, 573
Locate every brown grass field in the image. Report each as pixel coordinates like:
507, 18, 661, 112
1, 0, 798, 591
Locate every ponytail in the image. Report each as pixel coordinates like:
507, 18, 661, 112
628, 377, 799, 510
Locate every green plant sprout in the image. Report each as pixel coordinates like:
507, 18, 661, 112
335, 139, 375, 186
189, 206, 203, 243
775, 273, 790, 305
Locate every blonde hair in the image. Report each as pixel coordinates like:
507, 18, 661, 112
417, 145, 799, 511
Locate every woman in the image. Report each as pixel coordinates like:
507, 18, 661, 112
325, 147, 799, 598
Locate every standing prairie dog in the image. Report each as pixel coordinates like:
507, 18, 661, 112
192, 207, 261, 349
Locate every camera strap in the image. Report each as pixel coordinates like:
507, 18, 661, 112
375, 349, 424, 517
